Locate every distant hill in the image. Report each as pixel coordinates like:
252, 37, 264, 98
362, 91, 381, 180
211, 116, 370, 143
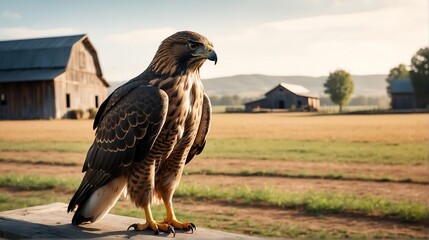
201, 74, 388, 97
108, 74, 388, 97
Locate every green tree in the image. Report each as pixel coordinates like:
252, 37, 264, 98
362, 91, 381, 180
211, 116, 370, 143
409, 47, 429, 100
386, 64, 409, 96
323, 69, 354, 112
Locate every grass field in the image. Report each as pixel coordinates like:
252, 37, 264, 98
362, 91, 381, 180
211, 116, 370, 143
0, 113, 428, 238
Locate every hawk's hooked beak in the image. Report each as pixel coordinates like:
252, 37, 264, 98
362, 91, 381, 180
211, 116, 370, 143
206, 45, 218, 65
193, 45, 218, 65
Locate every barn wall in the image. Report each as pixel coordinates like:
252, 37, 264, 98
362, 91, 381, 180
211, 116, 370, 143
54, 41, 108, 118
308, 97, 320, 110
244, 99, 266, 112
0, 81, 55, 119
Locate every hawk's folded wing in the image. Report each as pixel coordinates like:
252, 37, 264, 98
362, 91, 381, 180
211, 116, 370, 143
67, 84, 168, 217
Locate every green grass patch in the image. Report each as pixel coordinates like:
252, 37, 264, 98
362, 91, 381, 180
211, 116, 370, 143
176, 184, 429, 223
0, 191, 70, 212
201, 138, 428, 164
0, 174, 79, 191
0, 141, 90, 153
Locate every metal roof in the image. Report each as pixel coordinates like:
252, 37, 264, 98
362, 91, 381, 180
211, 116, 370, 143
279, 83, 310, 95
266, 82, 318, 98
390, 79, 414, 94
0, 35, 85, 83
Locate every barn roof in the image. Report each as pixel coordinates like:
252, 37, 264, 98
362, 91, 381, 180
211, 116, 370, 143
390, 79, 414, 94
0, 34, 108, 86
266, 82, 318, 98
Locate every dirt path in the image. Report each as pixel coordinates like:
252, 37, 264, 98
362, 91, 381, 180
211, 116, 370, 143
0, 151, 85, 165
0, 161, 84, 178
187, 158, 429, 182
1, 161, 428, 204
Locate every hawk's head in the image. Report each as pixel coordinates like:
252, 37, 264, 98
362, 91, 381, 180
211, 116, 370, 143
149, 31, 217, 76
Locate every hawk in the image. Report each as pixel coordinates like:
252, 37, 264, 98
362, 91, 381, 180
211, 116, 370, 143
68, 31, 217, 236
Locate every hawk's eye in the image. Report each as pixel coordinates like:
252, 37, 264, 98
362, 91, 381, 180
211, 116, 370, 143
186, 42, 197, 50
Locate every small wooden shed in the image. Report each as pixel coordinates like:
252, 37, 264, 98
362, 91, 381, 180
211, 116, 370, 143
390, 79, 415, 109
0, 34, 109, 119
244, 83, 319, 112
390, 79, 429, 110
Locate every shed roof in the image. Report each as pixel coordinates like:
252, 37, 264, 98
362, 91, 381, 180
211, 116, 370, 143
0, 34, 108, 86
390, 79, 414, 94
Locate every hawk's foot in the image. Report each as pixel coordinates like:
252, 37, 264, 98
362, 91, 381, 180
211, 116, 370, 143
127, 221, 175, 237
159, 218, 196, 233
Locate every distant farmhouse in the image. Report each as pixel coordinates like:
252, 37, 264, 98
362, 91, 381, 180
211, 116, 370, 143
390, 79, 428, 110
0, 34, 109, 120
244, 83, 320, 112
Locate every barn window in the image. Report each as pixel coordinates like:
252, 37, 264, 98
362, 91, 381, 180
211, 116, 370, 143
0, 93, 7, 106
79, 51, 86, 69
66, 94, 71, 108
95, 95, 99, 108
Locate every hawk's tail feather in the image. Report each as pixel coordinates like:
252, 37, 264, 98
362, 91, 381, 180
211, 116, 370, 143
69, 176, 127, 225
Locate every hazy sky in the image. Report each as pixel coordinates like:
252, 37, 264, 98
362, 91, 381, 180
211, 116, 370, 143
0, 0, 427, 81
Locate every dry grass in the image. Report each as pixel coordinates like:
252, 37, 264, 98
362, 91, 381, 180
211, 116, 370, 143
210, 113, 428, 143
0, 113, 428, 144
0, 120, 95, 142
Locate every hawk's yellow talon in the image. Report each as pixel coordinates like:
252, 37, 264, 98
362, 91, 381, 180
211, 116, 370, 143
161, 218, 196, 232
127, 221, 174, 236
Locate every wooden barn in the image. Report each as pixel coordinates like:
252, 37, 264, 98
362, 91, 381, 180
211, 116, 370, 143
390, 79, 428, 109
244, 83, 320, 112
0, 34, 109, 120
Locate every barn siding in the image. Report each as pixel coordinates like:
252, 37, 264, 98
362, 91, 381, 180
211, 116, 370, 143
54, 41, 107, 118
244, 99, 266, 112
391, 93, 416, 109
0, 81, 55, 119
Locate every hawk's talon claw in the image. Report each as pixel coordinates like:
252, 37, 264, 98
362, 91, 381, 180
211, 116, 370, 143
190, 222, 196, 231
168, 225, 176, 237
127, 223, 137, 231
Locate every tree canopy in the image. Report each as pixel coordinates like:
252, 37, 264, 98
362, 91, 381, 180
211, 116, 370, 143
323, 69, 354, 112
409, 47, 429, 99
